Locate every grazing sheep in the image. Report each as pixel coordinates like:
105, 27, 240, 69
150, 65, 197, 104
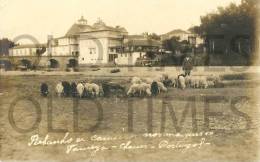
154, 75, 164, 82
127, 82, 151, 97
71, 82, 78, 97
143, 78, 153, 84
40, 83, 48, 97
56, 82, 64, 97
84, 83, 103, 97
213, 75, 221, 85
185, 75, 192, 88
99, 84, 104, 97
169, 76, 178, 88
157, 81, 167, 93
139, 82, 152, 96
178, 75, 186, 89
101, 82, 125, 97
101, 82, 110, 97
84, 83, 95, 97
127, 84, 141, 96
199, 77, 208, 89
189, 76, 209, 89
91, 83, 102, 97
190, 78, 197, 88
163, 79, 173, 87
207, 81, 215, 88
62, 81, 71, 97
76, 83, 85, 98
145, 88, 152, 96
131, 77, 142, 84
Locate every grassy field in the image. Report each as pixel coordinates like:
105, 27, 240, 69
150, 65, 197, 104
0, 68, 260, 162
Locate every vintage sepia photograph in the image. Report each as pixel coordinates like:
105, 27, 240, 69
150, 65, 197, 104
0, 0, 260, 161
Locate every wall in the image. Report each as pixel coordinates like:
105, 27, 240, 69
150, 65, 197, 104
115, 52, 145, 65
79, 37, 108, 64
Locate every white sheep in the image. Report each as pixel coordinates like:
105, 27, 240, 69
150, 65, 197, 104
189, 76, 208, 89
169, 76, 178, 88
127, 83, 142, 96
185, 75, 192, 88
91, 83, 102, 97
84, 83, 101, 97
127, 82, 152, 97
190, 78, 196, 88
56, 82, 64, 97
207, 81, 215, 88
178, 75, 186, 89
142, 77, 154, 84
213, 75, 221, 85
199, 77, 208, 89
131, 77, 142, 84
154, 75, 164, 82
76, 83, 85, 98
140, 82, 152, 96
157, 81, 167, 93
190, 76, 201, 89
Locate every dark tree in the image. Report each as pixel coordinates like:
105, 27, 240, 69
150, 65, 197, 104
0, 38, 15, 56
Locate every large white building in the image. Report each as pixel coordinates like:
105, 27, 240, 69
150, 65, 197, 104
10, 44, 46, 57
47, 16, 128, 65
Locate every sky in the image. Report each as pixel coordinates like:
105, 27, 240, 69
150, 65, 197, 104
0, 0, 241, 43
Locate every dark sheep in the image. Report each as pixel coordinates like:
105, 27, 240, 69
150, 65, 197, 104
151, 81, 159, 96
101, 82, 125, 97
163, 79, 173, 87
101, 83, 111, 97
71, 82, 77, 97
40, 83, 49, 97
62, 81, 71, 97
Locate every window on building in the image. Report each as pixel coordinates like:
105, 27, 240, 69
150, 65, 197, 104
89, 48, 96, 54
82, 57, 84, 61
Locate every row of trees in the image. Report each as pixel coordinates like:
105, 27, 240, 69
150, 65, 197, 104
190, 0, 257, 57
156, 0, 258, 65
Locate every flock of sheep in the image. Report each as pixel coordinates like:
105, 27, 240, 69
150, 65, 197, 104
40, 73, 221, 98
126, 73, 221, 97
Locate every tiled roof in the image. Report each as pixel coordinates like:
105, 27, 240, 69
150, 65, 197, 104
164, 29, 190, 35
124, 39, 161, 47
65, 24, 94, 36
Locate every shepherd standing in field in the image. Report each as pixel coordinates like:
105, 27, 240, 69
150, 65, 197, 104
182, 54, 193, 76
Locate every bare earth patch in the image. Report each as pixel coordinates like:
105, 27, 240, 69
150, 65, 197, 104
0, 70, 259, 162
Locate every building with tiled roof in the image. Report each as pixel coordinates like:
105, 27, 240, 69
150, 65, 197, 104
161, 29, 204, 47
8, 16, 162, 69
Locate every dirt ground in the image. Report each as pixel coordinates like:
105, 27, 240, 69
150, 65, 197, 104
0, 67, 260, 162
